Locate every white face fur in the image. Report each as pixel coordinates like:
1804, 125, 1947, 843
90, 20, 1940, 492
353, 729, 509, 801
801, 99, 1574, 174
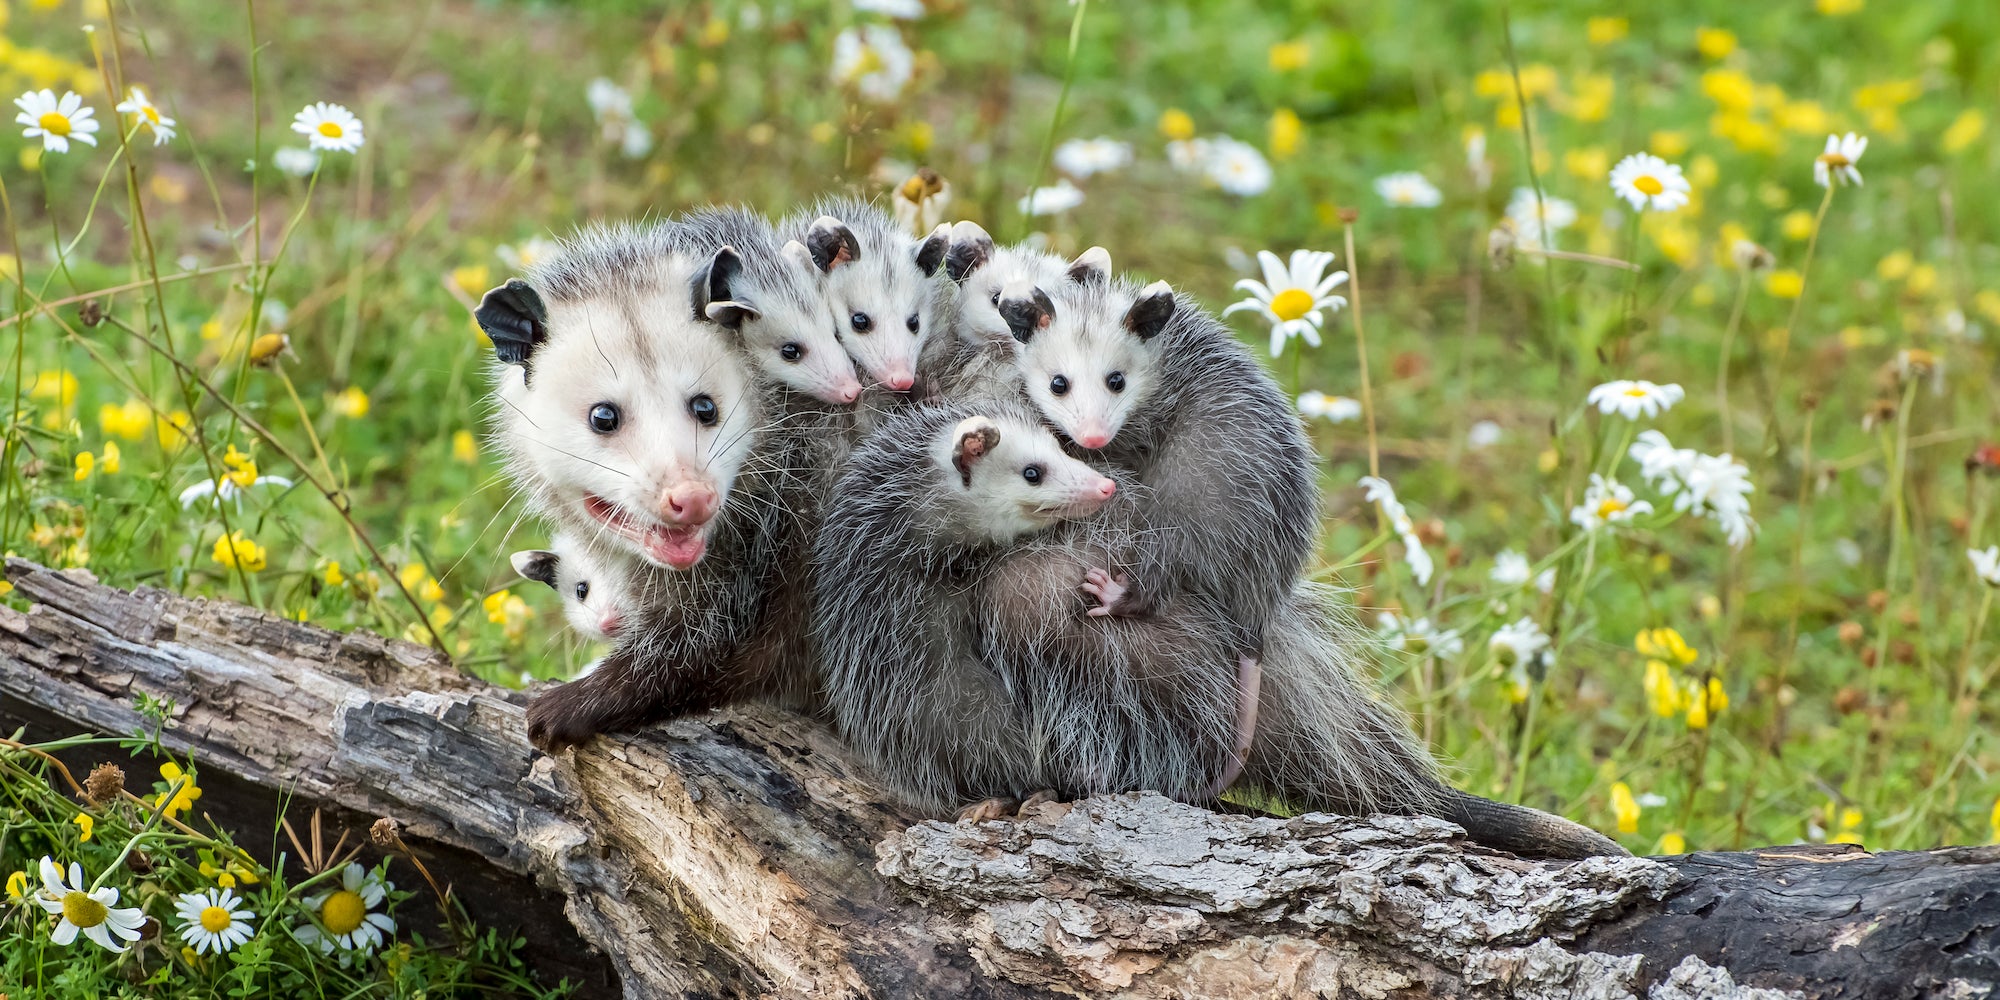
511, 533, 641, 642
1000, 270, 1175, 452
808, 217, 948, 393
491, 256, 765, 571
938, 412, 1120, 545
707, 241, 863, 405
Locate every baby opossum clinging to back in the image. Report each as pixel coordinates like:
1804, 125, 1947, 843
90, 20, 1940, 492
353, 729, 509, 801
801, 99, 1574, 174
780, 197, 951, 412
477, 225, 808, 749
511, 532, 642, 644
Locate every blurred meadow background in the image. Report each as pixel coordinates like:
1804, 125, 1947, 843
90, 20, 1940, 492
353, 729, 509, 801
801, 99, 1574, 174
1, 0, 1999, 991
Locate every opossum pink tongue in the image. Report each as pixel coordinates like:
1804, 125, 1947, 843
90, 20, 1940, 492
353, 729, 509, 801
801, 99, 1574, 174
643, 524, 708, 569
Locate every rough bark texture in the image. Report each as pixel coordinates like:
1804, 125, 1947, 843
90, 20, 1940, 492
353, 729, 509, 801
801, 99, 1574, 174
3, 560, 1996, 999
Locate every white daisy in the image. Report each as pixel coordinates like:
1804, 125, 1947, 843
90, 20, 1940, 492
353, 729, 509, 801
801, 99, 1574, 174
1490, 550, 1532, 587
1489, 616, 1551, 669
497, 236, 559, 271
1504, 187, 1578, 250
1358, 475, 1434, 585
1297, 390, 1362, 423
1637, 792, 1669, 809
1814, 132, 1867, 188
293, 863, 395, 955
14, 89, 99, 154
852, 0, 924, 17
1467, 420, 1504, 449
291, 102, 364, 154
618, 121, 653, 159
1374, 171, 1443, 208
1628, 430, 1757, 548
1017, 179, 1085, 216
1377, 612, 1465, 659
1224, 249, 1349, 357
174, 887, 256, 955
33, 857, 145, 953
1569, 473, 1654, 532
1970, 547, 2000, 587
1587, 379, 1685, 420
1166, 137, 1213, 173
1053, 137, 1133, 179
1608, 152, 1691, 212
271, 146, 319, 177
586, 78, 634, 124
1204, 136, 1273, 196
831, 26, 914, 103
178, 472, 295, 509
114, 87, 176, 146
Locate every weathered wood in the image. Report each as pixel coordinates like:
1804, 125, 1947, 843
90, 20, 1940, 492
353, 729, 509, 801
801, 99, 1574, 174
3, 559, 1996, 999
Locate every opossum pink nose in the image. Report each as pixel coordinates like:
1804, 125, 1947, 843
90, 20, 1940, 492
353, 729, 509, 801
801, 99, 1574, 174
832, 378, 863, 404
1076, 431, 1111, 449
1093, 478, 1117, 499
881, 367, 916, 392
599, 613, 622, 636
661, 482, 718, 525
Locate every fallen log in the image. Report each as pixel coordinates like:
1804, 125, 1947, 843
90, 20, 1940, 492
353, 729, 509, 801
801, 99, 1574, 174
2, 559, 1995, 999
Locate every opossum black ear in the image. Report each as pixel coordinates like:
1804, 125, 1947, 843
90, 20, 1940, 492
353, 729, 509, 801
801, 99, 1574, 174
944, 220, 993, 284
689, 246, 745, 323
914, 223, 950, 277
1067, 246, 1112, 286
510, 549, 560, 589
1123, 281, 1176, 342
950, 415, 1002, 489
476, 280, 549, 371
806, 216, 861, 272
996, 281, 1055, 344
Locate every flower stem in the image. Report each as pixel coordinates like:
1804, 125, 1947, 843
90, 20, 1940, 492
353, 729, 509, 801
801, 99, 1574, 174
1716, 267, 1751, 457
1858, 377, 1920, 808
1769, 400, 1816, 754
1343, 221, 1380, 479
1019, 0, 1088, 240
1765, 183, 1837, 449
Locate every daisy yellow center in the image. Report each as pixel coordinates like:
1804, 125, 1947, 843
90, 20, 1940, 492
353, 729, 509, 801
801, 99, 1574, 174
142, 107, 161, 124
1597, 497, 1629, 519
852, 48, 885, 77
320, 890, 366, 935
317, 121, 345, 139
1268, 288, 1316, 322
200, 905, 234, 932
1819, 152, 1850, 167
62, 890, 108, 928
1623, 387, 1649, 397
1633, 175, 1664, 196
38, 112, 72, 137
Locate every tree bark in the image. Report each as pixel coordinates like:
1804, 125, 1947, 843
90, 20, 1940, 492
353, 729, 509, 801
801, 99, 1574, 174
2, 559, 1995, 999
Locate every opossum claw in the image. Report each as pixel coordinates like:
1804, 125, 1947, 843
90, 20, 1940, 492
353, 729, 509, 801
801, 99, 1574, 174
1081, 567, 1131, 617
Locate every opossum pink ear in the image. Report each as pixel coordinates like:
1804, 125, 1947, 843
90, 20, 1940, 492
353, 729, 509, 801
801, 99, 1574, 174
950, 415, 1002, 488
995, 280, 1055, 344
914, 223, 950, 277
806, 216, 862, 273
781, 239, 818, 275
475, 279, 549, 374
704, 300, 763, 328
1067, 246, 1112, 286
689, 246, 745, 324
944, 220, 994, 284
510, 549, 560, 589
1123, 281, 1176, 342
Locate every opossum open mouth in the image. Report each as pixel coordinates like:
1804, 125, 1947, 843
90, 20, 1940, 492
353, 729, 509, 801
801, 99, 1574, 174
583, 495, 710, 570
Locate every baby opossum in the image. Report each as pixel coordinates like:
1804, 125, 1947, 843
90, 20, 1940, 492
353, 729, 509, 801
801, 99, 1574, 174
511, 532, 643, 643
477, 224, 802, 749
780, 197, 951, 408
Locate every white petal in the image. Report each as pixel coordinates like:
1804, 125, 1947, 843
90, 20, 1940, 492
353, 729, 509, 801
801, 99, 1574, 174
52, 920, 80, 946
1255, 251, 1288, 294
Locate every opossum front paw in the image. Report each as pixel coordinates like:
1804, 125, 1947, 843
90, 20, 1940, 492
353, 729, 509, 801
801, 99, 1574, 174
1080, 567, 1132, 617
525, 683, 605, 753
955, 797, 1014, 824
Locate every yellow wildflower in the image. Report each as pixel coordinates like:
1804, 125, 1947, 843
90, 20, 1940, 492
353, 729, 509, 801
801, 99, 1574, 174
1158, 108, 1195, 142
1648, 219, 1700, 269
154, 762, 203, 820
199, 852, 260, 888
73, 812, 94, 842
1775, 99, 1831, 135
420, 577, 445, 604
1976, 290, 2000, 327
431, 604, 455, 628
1610, 782, 1640, 834
331, 386, 370, 419
1268, 108, 1302, 160
1474, 64, 1557, 102
221, 445, 258, 488
73, 451, 94, 481
1877, 249, 1913, 282
1562, 73, 1615, 123
1781, 210, 1815, 241
1644, 660, 1682, 718
399, 562, 429, 593
1712, 113, 1779, 154
1829, 805, 1864, 844
1816, 0, 1862, 14
807, 121, 837, 145
451, 264, 491, 298
1656, 832, 1687, 855
1267, 40, 1309, 72
248, 332, 289, 365
452, 429, 479, 464
1564, 147, 1609, 181
1586, 16, 1628, 46
6, 869, 27, 902
1700, 69, 1755, 113
1943, 110, 1985, 154
1683, 677, 1726, 729
1694, 27, 1736, 60
1636, 627, 1698, 666
29, 370, 79, 407
1765, 268, 1805, 299
322, 561, 345, 587
94, 441, 121, 475
157, 409, 192, 450
99, 399, 151, 441
1649, 130, 1690, 158
483, 590, 514, 625
1688, 155, 1719, 188
211, 531, 268, 573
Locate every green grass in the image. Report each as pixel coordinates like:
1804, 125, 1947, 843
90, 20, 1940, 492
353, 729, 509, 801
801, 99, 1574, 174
2, 0, 1999, 989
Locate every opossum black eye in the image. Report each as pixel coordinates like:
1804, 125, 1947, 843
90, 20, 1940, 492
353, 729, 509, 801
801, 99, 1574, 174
1022, 464, 1044, 485
906, 313, 920, 334
689, 394, 719, 426
1105, 371, 1126, 393
1049, 375, 1070, 397
779, 342, 804, 362
588, 403, 620, 434
575, 581, 590, 602
850, 312, 873, 333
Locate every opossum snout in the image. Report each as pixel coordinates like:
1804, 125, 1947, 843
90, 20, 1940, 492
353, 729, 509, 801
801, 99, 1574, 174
1073, 421, 1113, 450
827, 376, 863, 404
660, 481, 719, 526
1091, 477, 1117, 499
598, 612, 622, 637
879, 366, 916, 392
